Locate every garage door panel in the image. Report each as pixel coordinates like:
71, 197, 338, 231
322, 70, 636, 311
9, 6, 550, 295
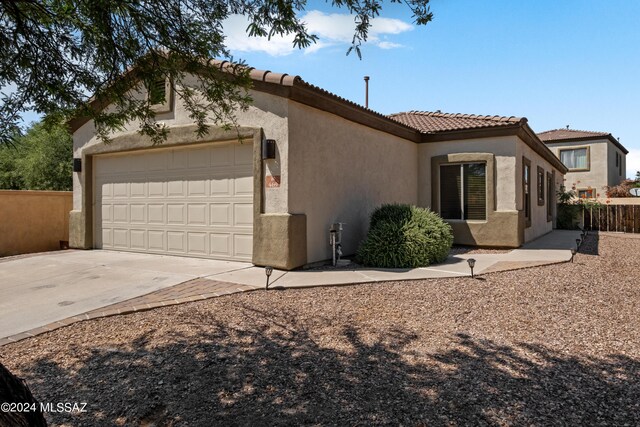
187, 204, 207, 226
234, 174, 253, 195
234, 204, 253, 227
95, 142, 253, 261
210, 176, 230, 196
113, 204, 128, 223
130, 229, 146, 249
113, 182, 128, 198
148, 230, 165, 251
167, 232, 185, 252
188, 147, 210, 169
209, 204, 231, 226
149, 181, 165, 198
167, 180, 185, 197
113, 229, 129, 248
130, 204, 146, 223
130, 182, 146, 198
211, 145, 232, 166
234, 144, 253, 165
187, 232, 207, 255
209, 233, 230, 256
187, 179, 207, 197
234, 234, 253, 258
148, 204, 165, 224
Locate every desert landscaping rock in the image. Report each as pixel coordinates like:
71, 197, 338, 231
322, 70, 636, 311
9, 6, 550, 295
0, 233, 638, 426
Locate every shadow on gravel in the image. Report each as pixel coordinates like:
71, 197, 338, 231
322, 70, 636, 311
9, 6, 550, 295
16, 306, 640, 426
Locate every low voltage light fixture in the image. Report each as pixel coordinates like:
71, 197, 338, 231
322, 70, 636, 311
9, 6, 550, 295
576, 238, 581, 248
264, 266, 274, 290
467, 258, 476, 279
262, 139, 276, 160
570, 247, 577, 263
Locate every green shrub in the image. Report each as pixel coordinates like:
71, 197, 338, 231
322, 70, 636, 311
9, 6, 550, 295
357, 204, 453, 268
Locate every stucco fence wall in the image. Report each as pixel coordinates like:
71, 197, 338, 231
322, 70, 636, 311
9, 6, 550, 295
0, 190, 72, 256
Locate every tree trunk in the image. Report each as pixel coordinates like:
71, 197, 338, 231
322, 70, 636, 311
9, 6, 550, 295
0, 362, 47, 427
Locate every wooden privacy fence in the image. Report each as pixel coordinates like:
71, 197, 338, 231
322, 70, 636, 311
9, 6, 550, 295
583, 204, 640, 233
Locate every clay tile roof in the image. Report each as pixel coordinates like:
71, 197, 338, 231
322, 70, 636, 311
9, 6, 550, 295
388, 110, 524, 133
537, 128, 609, 141
210, 59, 301, 86
537, 128, 628, 154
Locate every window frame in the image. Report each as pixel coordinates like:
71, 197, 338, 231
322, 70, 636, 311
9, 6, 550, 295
439, 162, 488, 221
577, 188, 595, 199
523, 157, 531, 228
558, 146, 590, 172
546, 171, 553, 222
537, 166, 545, 206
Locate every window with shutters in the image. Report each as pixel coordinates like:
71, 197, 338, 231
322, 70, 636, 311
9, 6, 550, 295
439, 163, 486, 220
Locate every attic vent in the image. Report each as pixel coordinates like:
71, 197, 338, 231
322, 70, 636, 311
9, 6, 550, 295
149, 79, 167, 105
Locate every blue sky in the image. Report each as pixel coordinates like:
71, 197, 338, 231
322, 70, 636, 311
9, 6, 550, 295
224, 0, 640, 178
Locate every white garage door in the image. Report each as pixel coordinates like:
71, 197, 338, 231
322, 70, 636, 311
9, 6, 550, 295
94, 142, 253, 261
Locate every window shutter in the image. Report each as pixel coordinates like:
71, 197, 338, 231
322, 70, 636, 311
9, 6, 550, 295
463, 164, 486, 220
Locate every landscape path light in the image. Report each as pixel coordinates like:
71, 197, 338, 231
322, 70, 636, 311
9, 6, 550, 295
570, 248, 577, 263
467, 258, 476, 278
264, 266, 273, 290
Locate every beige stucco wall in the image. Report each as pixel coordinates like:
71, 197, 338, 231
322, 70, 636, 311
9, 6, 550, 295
418, 136, 518, 210
607, 142, 627, 184
0, 190, 72, 256
418, 136, 521, 247
515, 138, 564, 242
73, 80, 289, 214
545, 139, 611, 195
287, 101, 418, 264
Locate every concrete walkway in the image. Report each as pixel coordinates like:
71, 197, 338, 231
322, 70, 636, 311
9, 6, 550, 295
0, 230, 582, 344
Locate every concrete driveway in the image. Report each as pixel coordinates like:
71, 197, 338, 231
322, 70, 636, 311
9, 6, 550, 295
0, 250, 254, 339
0, 230, 581, 342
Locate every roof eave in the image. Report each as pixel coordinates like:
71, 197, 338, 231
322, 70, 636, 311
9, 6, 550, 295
542, 134, 628, 154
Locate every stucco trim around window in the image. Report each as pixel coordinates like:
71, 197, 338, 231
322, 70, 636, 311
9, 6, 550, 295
431, 153, 495, 220
558, 145, 590, 172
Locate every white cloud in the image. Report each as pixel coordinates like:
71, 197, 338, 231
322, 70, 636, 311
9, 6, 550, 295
377, 41, 404, 49
223, 11, 412, 56
626, 149, 640, 179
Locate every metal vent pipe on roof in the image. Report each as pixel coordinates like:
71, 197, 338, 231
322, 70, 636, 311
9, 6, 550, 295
364, 76, 370, 108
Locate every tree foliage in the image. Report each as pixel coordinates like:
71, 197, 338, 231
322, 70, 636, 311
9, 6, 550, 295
0, 0, 433, 145
0, 121, 73, 191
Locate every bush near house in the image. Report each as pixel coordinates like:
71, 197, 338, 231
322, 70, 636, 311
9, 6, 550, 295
357, 204, 453, 268
605, 179, 640, 198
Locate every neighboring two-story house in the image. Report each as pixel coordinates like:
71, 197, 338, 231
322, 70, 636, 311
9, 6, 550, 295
537, 128, 628, 198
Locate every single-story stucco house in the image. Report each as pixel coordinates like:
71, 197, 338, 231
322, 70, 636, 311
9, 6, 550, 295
537, 128, 628, 198
68, 61, 567, 270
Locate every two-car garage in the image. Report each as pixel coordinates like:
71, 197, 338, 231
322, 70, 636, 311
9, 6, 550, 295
93, 141, 254, 261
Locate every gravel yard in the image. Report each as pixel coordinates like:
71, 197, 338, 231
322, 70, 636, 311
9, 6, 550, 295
1, 233, 639, 426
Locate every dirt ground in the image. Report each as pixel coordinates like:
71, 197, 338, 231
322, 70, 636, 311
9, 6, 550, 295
1, 233, 639, 426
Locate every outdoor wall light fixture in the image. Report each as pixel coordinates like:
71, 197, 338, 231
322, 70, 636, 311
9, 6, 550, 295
262, 139, 276, 160
264, 266, 274, 290
570, 248, 577, 263
467, 258, 476, 278
73, 158, 82, 172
